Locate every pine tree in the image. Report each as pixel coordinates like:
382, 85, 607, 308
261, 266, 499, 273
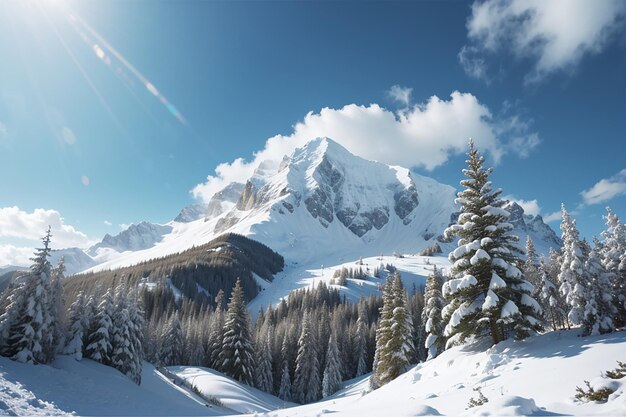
64, 291, 88, 360
278, 360, 292, 402
558, 205, 588, 328
442, 140, 541, 347
110, 287, 133, 379
293, 311, 320, 403
581, 246, 615, 336
218, 279, 254, 385
126, 290, 145, 384
423, 265, 445, 359
538, 260, 563, 331
322, 333, 342, 398
206, 290, 225, 370
85, 289, 114, 364
158, 312, 183, 366
4, 228, 53, 363
255, 325, 274, 393
600, 207, 626, 326
371, 276, 393, 389
524, 236, 541, 293
278, 333, 293, 402
353, 298, 368, 377
45, 257, 66, 361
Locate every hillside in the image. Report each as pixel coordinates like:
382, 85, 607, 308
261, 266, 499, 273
265, 329, 626, 417
1, 330, 624, 416
64, 233, 284, 305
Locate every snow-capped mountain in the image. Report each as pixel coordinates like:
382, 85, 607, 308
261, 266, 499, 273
204, 181, 245, 220
49, 248, 97, 275
87, 221, 173, 256
83, 138, 561, 274
504, 201, 562, 254
173, 204, 207, 223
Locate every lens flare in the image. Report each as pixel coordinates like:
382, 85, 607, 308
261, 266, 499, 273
63, 8, 188, 125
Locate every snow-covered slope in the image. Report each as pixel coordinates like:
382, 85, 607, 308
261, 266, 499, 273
170, 366, 296, 413
265, 329, 626, 417
0, 356, 230, 416
5, 330, 621, 416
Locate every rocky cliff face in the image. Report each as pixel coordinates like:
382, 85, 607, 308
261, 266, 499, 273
88, 221, 173, 255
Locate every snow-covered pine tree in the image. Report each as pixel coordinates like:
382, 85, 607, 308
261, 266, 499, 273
443, 140, 542, 347
110, 287, 134, 379
218, 279, 254, 385
85, 289, 114, 364
278, 333, 293, 402
538, 260, 563, 331
353, 298, 368, 377
158, 312, 183, 366
321, 332, 342, 398
255, 325, 274, 393
558, 205, 588, 328
524, 236, 541, 293
292, 311, 320, 403
126, 290, 145, 384
0, 277, 26, 354
206, 289, 225, 370
370, 276, 394, 389
600, 207, 626, 326
423, 265, 445, 360
64, 291, 88, 360
581, 245, 615, 336
45, 257, 66, 361
4, 228, 54, 363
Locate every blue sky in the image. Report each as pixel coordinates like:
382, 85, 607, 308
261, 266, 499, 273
0, 0, 625, 264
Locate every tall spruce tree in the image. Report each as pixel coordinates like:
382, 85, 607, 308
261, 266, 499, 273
443, 141, 541, 347
371, 273, 413, 387
4, 228, 54, 363
321, 333, 342, 398
423, 265, 445, 359
600, 207, 626, 326
293, 311, 320, 403
353, 298, 368, 377
85, 289, 114, 364
558, 205, 587, 327
64, 291, 88, 360
206, 290, 225, 370
255, 326, 274, 393
218, 279, 254, 385
158, 312, 183, 366
278, 333, 293, 402
524, 236, 541, 293
580, 245, 615, 336
46, 257, 66, 361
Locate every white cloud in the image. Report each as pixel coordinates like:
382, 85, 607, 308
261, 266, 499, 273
505, 195, 541, 216
0, 121, 7, 138
461, 0, 626, 83
458, 46, 490, 83
0, 206, 93, 249
0, 244, 32, 267
543, 210, 562, 223
193, 91, 540, 202
119, 223, 131, 230
103, 220, 112, 227
581, 169, 626, 205
387, 85, 413, 107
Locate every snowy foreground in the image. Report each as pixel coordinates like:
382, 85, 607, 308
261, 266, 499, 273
1, 330, 625, 416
